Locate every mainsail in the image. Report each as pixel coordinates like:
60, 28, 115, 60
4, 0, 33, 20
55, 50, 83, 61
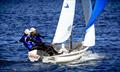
83, 0, 108, 46
52, 0, 76, 44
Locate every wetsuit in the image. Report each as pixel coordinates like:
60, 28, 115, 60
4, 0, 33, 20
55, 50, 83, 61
19, 35, 35, 51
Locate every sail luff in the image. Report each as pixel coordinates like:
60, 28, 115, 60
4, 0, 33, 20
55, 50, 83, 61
52, 0, 76, 44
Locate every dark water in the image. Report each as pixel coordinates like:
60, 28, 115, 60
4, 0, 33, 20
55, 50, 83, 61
0, 0, 120, 72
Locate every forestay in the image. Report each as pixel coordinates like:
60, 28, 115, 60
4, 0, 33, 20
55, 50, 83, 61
52, 0, 76, 44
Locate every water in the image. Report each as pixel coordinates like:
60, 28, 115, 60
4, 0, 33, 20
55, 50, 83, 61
0, 0, 120, 72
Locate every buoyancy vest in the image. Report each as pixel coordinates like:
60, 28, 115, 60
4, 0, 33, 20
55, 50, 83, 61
30, 34, 43, 46
20, 35, 35, 51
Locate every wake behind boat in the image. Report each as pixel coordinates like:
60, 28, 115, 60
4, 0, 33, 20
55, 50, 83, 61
27, 0, 108, 63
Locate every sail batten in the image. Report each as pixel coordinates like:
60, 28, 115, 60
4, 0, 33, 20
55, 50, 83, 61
52, 0, 76, 44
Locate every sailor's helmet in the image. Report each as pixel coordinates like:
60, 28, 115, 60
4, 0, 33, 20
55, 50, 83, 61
30, 27, 36, 32
24, 29, 30, 35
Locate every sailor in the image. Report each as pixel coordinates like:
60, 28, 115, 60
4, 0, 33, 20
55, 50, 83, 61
19, 29, 35, 51
29, 27, 58, 56
30, 27, 45, 48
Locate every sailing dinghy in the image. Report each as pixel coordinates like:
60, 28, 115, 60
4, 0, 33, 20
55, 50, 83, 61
28, 0, 107, 63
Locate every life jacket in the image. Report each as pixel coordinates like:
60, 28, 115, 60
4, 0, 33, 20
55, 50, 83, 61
20, 35, 35, 51
30, 34, 43, 46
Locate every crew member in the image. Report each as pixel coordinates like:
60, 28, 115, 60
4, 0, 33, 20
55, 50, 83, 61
29, 27, 58, 56
19, 29, 35, 51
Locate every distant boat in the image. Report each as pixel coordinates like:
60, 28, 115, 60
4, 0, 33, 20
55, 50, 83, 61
28, 0, 108, 63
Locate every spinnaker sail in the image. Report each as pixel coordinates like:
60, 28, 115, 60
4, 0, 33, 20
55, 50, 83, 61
86, 0, 108, 30
52, 0, 76, 44
83, 0, 108, 46
81, 0, 92, 25
81, 0, 95, 46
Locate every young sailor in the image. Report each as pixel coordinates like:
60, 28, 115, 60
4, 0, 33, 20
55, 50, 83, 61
30, 27, 45, 47
19, 29, 35, 51
29, 27, 58, 56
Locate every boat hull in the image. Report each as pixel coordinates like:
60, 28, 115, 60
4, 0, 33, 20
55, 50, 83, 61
28, 47, 89, 63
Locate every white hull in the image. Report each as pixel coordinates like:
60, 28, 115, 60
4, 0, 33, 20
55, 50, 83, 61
28, 46, 89, 63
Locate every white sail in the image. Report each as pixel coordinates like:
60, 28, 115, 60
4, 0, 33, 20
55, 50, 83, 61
81, 0, 95, 46
52, 0, 76, 44
83, 24, 95, 46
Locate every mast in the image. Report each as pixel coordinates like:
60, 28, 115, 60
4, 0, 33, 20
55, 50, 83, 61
70, 34, 72, 50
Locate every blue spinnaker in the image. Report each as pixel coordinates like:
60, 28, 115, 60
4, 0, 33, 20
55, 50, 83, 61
86, 0, 108, 30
